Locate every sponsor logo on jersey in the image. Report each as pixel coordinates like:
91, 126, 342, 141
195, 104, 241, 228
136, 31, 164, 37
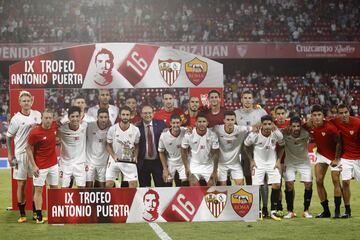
204, 190, 227, 218
185, 57, 208, 86
231, 188, 253, 217
158, 59, 181, 86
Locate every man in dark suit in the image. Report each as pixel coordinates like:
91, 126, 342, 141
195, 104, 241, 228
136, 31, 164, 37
137, 105, 167, 187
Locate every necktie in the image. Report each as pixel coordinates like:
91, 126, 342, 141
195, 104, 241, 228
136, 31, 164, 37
147, 125, 154, 158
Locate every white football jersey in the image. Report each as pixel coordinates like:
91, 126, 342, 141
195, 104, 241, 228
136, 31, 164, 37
234, 108, 267, 126
213, 125, 250, 165
88, 104, 119, 125
86, 122, 109, 167
158, 128, 186, 164
279, 129, 310, 165
58, 122, 87, 165
107, 124, 140, 160
244, 129, 283, 167
6, 110, 41, 155
181, 128, 219, 165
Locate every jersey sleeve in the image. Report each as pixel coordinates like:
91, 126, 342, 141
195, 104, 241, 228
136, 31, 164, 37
181, 133, 190, 149
236, 125, 251, 134
134, 126, 140, 144
106, 126, 115, 143
6, 116, 19, 138
210, 132, 219, 150
273, 128, 283, 142
158, 133, 166, 152
244, 132, 256, 146
27, 128, 37, 145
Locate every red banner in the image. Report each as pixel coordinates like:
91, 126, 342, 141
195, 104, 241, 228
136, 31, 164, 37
1, 42, 359, 60
48, 186, 259, 224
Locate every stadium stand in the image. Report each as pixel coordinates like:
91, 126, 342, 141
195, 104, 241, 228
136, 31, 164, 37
0, 0, 359, 43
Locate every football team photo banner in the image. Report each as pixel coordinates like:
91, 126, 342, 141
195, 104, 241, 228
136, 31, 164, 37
9, 43, 223, 90
48, 186, 259, 224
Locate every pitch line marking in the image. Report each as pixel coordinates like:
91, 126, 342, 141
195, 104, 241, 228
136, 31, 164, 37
148, 222, 172, 240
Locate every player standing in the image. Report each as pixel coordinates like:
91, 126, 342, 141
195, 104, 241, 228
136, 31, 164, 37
235, 91, 268, 215
106, 106, 140, 188
58, 106, 87, 188
201, 89, 226, 128
87, 89, 119, 125
154, 90, 185, 127
184, 96, 200, 128
279, 116, 313, 219
85, 108, 110, 188
158, 114, 189, 186
306, 105, 342, 218
273, 105, 290, 215
332, 104, 360, 218
26, 109, 58, 223
6, 91, 41, 223
244, 115, 283, 221
213, 111, 251, 186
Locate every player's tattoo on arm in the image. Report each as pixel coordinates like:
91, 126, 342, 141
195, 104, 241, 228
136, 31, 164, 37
211, 148, 220, 172
6, 136, 13, 159
159, 151, 168, 171
244, 144, 254, 163
335, 134, 342, 161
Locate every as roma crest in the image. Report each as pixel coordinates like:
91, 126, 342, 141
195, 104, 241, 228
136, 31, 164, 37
231, 188, 253, 217
185, 57, 208, 86
204, 191, 227, 218
158, 59, 181, 86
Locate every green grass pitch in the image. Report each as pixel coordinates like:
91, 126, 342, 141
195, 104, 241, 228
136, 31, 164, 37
0, 169, 359, 240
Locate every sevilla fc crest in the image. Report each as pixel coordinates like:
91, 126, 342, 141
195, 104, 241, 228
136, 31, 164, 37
349, 130, 354, 135
158, 59, 181, 86
185, 57, 208, 86
204, 191, 227, 218
231, 188, 253, 217
236, 45, 248, 58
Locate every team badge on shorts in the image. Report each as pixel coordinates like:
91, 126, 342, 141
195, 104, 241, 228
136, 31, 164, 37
185, 57, 208, 86
204, 190, 227, 218
231, 188, 253, 217
158, 59, 181, 86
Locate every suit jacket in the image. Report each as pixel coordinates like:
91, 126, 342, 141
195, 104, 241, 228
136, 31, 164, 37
136, 119, 166, 169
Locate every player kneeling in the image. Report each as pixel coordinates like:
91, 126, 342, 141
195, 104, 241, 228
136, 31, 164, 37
279, 116, 313, 219
26, 109, 59, 223
244, 115, 283, 220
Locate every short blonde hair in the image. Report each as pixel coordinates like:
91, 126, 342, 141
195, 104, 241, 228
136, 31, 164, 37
18, 91, 32, 100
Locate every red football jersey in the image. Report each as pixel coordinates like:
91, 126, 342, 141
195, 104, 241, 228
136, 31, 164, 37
202, 107, 226, 128
307, 120, 340, 160
154, 108, 185, 127
28, 122, 58, 169
184, 114, 197, 128
130, 113, 142, 125
275, 119, 290, 129
332, 117, 360, 159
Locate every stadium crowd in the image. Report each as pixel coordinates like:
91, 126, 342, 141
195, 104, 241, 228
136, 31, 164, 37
0, 0, 359, 43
